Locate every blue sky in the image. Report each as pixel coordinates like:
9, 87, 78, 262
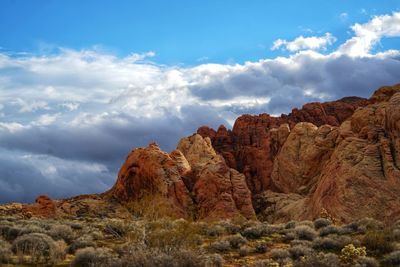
1, 0, 399, 64
0, 1, 400, 203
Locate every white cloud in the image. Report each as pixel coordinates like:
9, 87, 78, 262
32, 113, 60, 126
0, 122, 25, 133
61, 102, 80, 111
14, 98, 49, 113
338, 12, 400, 57
271, 33, 337, 52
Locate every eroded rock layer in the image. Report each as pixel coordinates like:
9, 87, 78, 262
198, 96, 368, 194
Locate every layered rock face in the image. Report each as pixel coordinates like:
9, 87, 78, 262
199, 84, 400, 223
108, 134, 256, 220
177, 135, 255, 219
307, 88, 400, 223
198, 96, 367, 194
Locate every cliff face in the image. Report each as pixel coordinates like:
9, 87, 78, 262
197, 96, 368, 194
199, 84, 400, 223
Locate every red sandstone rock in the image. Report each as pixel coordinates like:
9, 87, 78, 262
108, 143, 193, 218
177, 134, 255, 220
198, 96, 367, 194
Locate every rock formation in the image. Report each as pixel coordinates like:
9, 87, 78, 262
108, 143, 194, 218
197, 96, 367, 194
107, 134, 256, 220
199, 84, 400, 223
177, 134, 255, 220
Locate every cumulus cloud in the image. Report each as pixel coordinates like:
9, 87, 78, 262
0, 12, 400, 203
271, 33, 337, 52
338, 11, 400, 56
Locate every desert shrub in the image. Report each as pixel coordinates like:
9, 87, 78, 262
125, 193, 177, 220
145, 223, 202, 251
68, 221, 84, 230
104, 219, 133, 238
19, 224, 47, 236
294, 252, 340, 267
255, 242, 268, 253
312, 237, 341, 251
242, 224, 268, 239
208, 240, 230, 252
295, 225, 317, 241
224, 234, 247, 249
118, 247, 206, 267
49, 224, 74, 244
362, 230, 394, 255
340, 244, 366, 266
1, 225, 21, 241
319, 225, 340, 236
239, 245, 251, 257
313, 218, 332, 230
217, 220, 240, 234
383, 251, 400, 266
285, 221, 297, 229
68, 235, 96, 254
357, 218, 383, 231
73, 247, 116, 267
354, 256, 379, 267
289, 245, 314, 260
204, 253, 225, 267
0, 238, 12, 263
12, 233, 65, 264
271, 248, 290, 261
205, 224, 225, 237
282, 230, 296, 242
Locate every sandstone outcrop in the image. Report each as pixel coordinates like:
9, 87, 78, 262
108, 143, 194, 218
177, 134, 255, 220
198, 97, 367, 194
107, 134, 255, 220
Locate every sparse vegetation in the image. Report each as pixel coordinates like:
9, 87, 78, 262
0, 215, 398, 266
